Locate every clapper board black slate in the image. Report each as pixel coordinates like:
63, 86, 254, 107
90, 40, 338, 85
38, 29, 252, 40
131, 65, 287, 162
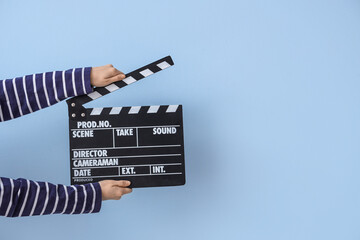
66, 56, 185, 188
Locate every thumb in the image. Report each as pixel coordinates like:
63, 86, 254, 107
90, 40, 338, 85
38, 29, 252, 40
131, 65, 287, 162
106, 73, 126, 84
113, 180, 131, 187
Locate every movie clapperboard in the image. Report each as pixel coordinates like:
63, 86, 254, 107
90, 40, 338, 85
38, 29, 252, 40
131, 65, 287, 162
66, 56, 185, 188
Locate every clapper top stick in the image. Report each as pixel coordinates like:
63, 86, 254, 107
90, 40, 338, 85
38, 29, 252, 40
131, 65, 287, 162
66, 56, 186, 188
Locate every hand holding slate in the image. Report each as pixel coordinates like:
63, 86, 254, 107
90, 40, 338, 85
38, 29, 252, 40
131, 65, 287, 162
90, 64, 126, 87
99, 180, 133, 200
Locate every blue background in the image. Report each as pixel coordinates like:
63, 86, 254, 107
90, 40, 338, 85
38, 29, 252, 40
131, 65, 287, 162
0, 0, 360, 239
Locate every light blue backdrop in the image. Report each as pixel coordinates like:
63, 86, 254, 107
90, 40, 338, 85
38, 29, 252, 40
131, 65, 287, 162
0, 0, 360, 239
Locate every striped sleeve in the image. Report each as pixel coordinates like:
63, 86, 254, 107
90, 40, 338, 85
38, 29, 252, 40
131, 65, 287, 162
0, 177, 102, 217
0, 67, 93, 122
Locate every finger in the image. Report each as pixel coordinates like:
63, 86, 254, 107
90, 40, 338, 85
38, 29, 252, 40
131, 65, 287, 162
106, 73, 126, 83
113, 180, 131, 187
121, 188, 133, 195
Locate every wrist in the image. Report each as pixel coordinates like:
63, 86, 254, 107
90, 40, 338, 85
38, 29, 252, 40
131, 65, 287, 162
92, 182, 103, 212
84, 67, 94, 93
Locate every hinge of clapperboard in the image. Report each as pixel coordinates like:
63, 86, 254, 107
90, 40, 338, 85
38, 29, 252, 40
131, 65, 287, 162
66, 56, 174, 119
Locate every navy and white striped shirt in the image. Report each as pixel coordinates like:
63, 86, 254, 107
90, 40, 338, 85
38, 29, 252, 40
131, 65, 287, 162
0, 67, 93, 121
0, 177, 102, 217
0, 67, 103, 217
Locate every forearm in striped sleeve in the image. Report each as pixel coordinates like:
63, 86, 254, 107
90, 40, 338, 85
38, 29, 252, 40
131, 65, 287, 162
0, 177, 102, 217
0, 67, 94, 122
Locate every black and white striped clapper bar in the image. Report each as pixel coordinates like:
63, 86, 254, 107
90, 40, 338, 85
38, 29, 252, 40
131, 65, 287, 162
66, 56, 185, 188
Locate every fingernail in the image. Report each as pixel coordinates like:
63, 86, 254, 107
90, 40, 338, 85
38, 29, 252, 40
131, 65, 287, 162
126, 180, 131, 185
120, 74, 125, 78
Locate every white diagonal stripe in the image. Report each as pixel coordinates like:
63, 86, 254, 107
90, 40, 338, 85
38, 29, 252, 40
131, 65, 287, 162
70, 186, 78, 214
19, 179, 30, 216
0, 178, 4, 207
140, 69, 153, 77
90, 108, 103, 115
61, 185, 69, 214
29, 181, 40, 216
51, 184, 59, 214
0, 104, 3, 121
166, 105, 179, 113
87, 91, 102, 100
129, 106, 141, 114
80, 185, 87, 214
123, 76, 136, 85
33, 74, 42, 110
148, 105, 160, 113
5, 179, 14, 217
157, 61, 171, 70
81, 68, 86, 94
52, 71, 60, 102
43, 73, 50, 106
72, 68, 77, 96
17, 181, 22, 198
3, 80, 14, 119
40, 182, 49, 215
105, 83, 120, 92
12, 78, 23, 116
90, 183, 96, 213
62, 70, 68, 98
109, 107, 122, 115
23, 76, 33, 113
